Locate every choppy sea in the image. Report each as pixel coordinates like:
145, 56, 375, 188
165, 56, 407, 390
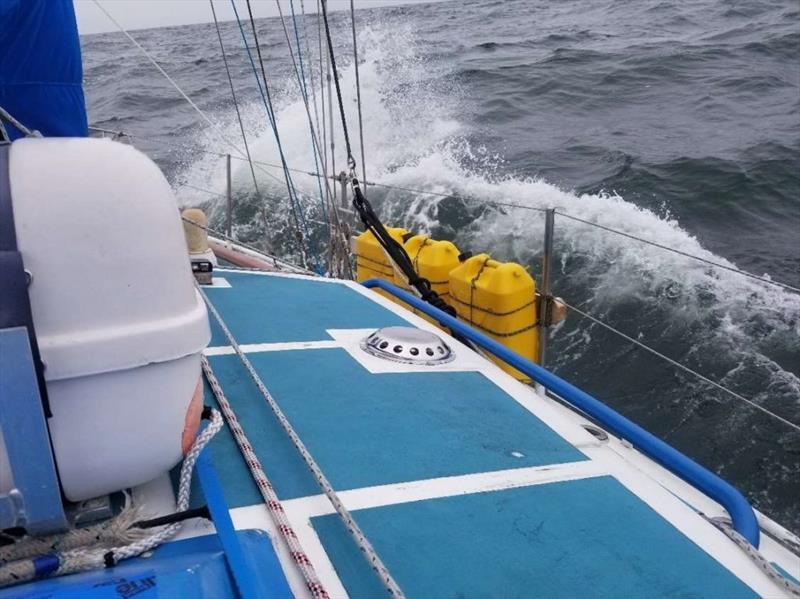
81, 0, 800, 531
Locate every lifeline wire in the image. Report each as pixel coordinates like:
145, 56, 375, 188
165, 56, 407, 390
199, 287, 407, 598
87, 124, 798, 295
181, 215, 315, 274
561, 299, 800, 433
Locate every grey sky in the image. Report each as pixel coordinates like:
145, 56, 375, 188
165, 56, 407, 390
74, 0, 433, 35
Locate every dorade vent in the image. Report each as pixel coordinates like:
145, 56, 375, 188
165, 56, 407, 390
360, 327, 454, 365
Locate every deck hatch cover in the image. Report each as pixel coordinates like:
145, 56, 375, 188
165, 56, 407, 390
361, 326, 455, 365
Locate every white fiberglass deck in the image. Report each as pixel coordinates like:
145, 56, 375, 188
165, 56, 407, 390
186, 268, 793, 598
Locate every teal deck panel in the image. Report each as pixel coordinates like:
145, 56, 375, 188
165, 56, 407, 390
203, 348, 586, 507
196, 271, 757, 597
312, 476, 759, 599
205, 272, 408, 346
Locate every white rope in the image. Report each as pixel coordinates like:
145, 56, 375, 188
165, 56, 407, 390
58, 410, 223, 575
707, 516, 800, 597
0, 411, 223, 587
201, 356, 329, 598
0, 106, 41, 138
198, 286, 406, 598
0, 509, 145, 566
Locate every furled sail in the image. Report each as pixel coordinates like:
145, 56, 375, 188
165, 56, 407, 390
0, 0, 88, 139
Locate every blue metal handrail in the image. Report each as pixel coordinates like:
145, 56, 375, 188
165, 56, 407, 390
362, 278, 760, 547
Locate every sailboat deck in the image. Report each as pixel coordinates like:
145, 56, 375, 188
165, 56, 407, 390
195, 269, 765, 597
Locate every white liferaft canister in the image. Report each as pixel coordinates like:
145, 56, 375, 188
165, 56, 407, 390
8, 138, 210, 502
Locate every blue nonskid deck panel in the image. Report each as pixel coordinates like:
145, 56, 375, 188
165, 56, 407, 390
204, 348, 586, 506
197, 272, 758, 597
312, 477, 758, 599
205, 272, 408, 346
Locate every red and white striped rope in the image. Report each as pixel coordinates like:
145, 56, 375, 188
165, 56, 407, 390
201, 356, 329, 599
198, 287, 406, 598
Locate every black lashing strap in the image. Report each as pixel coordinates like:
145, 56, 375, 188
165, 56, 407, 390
0, 143, 51, 417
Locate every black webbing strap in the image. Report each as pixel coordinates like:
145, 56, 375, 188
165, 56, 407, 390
0, 143, 51, 417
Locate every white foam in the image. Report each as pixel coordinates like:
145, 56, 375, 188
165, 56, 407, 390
175, 21, 800, 406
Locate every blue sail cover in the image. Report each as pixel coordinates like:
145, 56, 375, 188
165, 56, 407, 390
0, 0, 88, 139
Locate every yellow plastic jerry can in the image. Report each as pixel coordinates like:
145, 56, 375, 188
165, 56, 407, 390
449, 254, 539, 381
401, 234, 461, 324
354, 227, 407, 302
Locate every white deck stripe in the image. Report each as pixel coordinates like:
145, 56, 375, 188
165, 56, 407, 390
240, 461, 607, 524
230, 461, 606, 598
204, 340, 341, 356
200, 277, 231, 288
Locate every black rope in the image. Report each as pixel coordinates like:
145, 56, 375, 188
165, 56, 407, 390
319, 0, 354, 170
318, 0, 455, 317
132, 506, 212, 529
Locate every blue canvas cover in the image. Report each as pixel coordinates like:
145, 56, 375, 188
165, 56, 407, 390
0, 0, 88, 139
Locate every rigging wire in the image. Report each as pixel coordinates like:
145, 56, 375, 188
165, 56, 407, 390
320, 0, 354, 168
317, 0, 329, 209
276, 0, 353, 278
560, 299, 800, 433
239, 0, 307, 256
350, 0, 367, 197
275, 0, 330, 223
318, 0, 457, 320
281, 0, 354, 278
301, 0, 326, 196
90, 0, 254, 163
208, 0, 260, 194
299, 0, 352, 277
231, 0, 318, 271
89, 0, 314, 224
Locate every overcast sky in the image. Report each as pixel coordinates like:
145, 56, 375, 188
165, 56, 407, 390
74, 0, 433, 35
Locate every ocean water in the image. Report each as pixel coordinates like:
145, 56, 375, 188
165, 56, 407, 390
81, 0, 800, 531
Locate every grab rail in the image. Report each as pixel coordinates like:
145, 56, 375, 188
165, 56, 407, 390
362, 278, 760, 547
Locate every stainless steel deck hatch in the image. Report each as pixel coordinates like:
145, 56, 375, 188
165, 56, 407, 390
360, 326, 455, 365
